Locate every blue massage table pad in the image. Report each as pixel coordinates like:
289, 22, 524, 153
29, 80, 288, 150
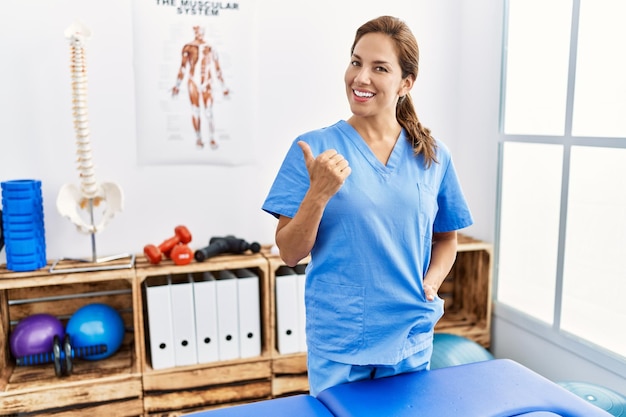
186, 359, 612, 416
316, 359, 610, 416
186, 394, 335, 417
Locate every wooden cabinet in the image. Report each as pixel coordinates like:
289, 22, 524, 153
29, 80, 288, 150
0, 261, 143, 416
135, 253, 273, 416
435, 234, 493, 348
0, 234, 492, 415
266, 253, 310, 398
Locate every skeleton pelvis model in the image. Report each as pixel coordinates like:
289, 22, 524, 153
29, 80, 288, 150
57, 20, 123, 235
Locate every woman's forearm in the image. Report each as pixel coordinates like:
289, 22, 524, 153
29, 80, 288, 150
275, 190, 328, 267
423, 231, 458, 300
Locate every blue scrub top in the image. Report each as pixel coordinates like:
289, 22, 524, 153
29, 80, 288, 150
263, 120, 473, 365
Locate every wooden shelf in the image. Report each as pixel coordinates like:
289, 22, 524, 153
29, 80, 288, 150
135, 253, 272, 415
436, 235, 493, 347
0, 263, 142, 416
271, 353, 309, 397
142, 360, 272, 415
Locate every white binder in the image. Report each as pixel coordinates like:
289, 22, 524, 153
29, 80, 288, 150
170, 273, 198, 366
233, 268, 261, 358
294, 263, 308, 352
215, 270, 240, 360
193, 271, 220, 364
144, 275, 176, 370
275, 266, 300, 354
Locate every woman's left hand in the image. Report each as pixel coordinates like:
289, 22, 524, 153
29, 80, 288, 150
423, 282, 438, 302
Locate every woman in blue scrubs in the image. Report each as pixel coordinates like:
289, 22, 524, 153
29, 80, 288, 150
262, 15, 473, 396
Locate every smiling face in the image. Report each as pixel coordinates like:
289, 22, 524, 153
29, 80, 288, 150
344, 32, 414, 121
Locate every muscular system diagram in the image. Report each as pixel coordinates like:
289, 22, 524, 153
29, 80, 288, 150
171, 26, 230, 150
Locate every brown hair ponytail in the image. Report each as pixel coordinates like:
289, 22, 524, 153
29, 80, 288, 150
397, 94, 438, 167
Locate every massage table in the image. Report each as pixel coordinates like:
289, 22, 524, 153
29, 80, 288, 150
186, 359, 612, 416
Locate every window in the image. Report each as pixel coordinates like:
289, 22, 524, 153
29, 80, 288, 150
498, 142, 562, 324
497, 0, 626, 368
502, 0, 571, 136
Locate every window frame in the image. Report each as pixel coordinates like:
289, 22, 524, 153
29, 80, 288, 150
495, 0, 626, 376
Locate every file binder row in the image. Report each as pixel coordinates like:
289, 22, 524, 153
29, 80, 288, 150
275, 264, 307, 354
144, 269, 261, 370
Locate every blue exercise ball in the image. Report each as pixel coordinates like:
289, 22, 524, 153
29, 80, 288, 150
66, 303, 125, 360
558, 381, 626, 417
430, 333, 494, 369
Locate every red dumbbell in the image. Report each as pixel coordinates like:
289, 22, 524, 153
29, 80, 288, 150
144, 226, 192, 265
170, 243, 193, 266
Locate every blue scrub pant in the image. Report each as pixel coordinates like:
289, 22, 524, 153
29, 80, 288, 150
307, 345, 433, 396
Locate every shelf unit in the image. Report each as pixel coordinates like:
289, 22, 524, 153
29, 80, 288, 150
134, 253, 272, 416
0, 234, 492, 416
434, 234, 493, 347
265, 253, 310, 398
0, 259, 143, 416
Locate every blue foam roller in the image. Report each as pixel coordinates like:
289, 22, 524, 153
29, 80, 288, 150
1, 179, 42, 192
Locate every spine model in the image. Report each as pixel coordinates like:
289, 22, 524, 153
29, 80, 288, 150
67, 23, 99, 205
56, 21, 123, 235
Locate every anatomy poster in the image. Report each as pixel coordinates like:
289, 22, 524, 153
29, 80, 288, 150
132, 1, 256, 165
